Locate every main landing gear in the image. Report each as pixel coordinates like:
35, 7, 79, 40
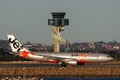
57, 61, 67, 67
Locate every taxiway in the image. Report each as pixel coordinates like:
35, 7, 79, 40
0, 61, 120, 68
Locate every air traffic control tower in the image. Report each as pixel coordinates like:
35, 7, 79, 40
48, 12, 69, 52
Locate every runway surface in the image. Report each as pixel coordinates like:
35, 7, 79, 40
0, 61, 120, 68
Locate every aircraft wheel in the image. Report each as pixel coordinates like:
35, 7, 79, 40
78, 63, 84, 65
80, 63, 84, 65
57, 61, 67, 67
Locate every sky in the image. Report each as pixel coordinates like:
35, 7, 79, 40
0, 0, 120, 44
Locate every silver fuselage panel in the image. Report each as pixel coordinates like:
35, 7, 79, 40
27, 52, 113, 63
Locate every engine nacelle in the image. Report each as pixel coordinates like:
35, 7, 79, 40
67, 61, 77, 65
67, 61, 84, 65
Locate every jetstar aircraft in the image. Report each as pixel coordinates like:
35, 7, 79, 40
7, 35, 114, 67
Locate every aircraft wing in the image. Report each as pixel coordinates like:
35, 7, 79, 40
38, 54, 76, 63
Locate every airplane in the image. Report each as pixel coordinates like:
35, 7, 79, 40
7, 34, 114, 67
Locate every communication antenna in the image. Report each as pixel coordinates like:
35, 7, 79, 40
48, 12, 69, 52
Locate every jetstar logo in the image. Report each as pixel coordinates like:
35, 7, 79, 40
71, 54, 89, 57
9, 38, 24, 52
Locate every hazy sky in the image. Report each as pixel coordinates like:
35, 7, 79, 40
0, 0, 120, 44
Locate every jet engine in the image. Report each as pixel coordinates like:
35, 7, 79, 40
67, 61, 85, 65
